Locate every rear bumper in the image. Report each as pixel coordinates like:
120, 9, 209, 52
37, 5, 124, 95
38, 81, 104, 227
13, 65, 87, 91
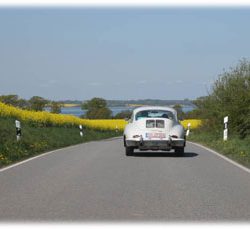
126, 137, 185, 151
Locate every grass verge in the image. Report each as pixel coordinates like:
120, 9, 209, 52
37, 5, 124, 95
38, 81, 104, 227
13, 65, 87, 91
188, 129, 250, 168
0, 117, 121, 168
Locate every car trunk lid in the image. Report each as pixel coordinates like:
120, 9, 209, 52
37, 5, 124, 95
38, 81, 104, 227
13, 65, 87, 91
136, 118, 173, 140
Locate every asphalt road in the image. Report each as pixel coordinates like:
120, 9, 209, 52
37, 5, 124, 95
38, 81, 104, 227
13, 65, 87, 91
0, 137, 250, 222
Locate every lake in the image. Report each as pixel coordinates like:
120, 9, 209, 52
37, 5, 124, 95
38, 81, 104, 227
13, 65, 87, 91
49, 106, 194, 117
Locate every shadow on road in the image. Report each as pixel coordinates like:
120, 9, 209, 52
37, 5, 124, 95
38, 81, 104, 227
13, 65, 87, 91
130, 152, 198, 158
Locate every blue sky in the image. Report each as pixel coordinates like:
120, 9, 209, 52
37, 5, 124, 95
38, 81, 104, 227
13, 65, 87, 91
0, 7, 250, 100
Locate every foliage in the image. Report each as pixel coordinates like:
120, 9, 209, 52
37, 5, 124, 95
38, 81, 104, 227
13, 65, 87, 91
82, 97, 112, 119
180, 119, 202, 129
193, 59, 250, 138
29, 96, 48, 111
106, 99, 194, 107
173, 104, 185, 120
0, 101, 201, 132
16, 98, 30, 109
0, 101, 126, 131
113, 110, 132, 119
82, 97, 107, 110
188, 129, 250, 168
183, 108, 203, 119
50, 101, 62, 114
0, 94, 30, 109
0, 94, 19, 106
0, 117, 120, 167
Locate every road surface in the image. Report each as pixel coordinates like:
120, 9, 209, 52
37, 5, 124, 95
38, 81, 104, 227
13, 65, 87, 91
0, 137, 250, 222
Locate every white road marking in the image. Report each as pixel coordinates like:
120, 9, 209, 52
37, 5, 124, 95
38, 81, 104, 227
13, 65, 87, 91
0, 145, 74, 173
188, 141, 250, 174
1, 138, 249, 175
0, 137, 122, 173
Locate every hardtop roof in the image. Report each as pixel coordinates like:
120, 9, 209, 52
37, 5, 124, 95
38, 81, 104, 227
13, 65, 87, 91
132, 106, 177, 114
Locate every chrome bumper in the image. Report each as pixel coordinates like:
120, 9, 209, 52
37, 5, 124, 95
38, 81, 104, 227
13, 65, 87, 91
126, 137, 185, 150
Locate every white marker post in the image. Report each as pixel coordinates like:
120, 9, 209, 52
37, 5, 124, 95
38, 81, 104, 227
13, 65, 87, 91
15, 120, 21, 141
115, 125, 118, 133
79, 125, 83, 137
223, 116, 228, 141
186, 123, 191, 136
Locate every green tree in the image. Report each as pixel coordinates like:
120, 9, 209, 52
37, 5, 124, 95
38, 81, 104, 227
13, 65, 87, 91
0, 94, 19, 106
113, 110, 132, 119
0, 95, 30, 109
194, 59, 250, 138
50, 101, 62, 114
29, 96, 48, 111
82, 97, 112, 119
173, 104, 184, 120
16, 98, 30, 109
183, 108, 203, 119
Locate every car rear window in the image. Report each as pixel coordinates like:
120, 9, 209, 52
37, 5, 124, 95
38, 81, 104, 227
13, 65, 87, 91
136, 110, 175, 121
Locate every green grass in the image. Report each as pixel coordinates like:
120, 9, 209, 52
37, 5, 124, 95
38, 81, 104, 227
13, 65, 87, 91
0, 117, 121, 167
188, 129, 250, 168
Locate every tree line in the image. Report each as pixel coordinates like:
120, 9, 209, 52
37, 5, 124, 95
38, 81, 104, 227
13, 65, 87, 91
0, 95, 62, 114
2, 58, 249, 136
0, 94, 195, 120
0, 95, 131, 119
186, 59, 250, 139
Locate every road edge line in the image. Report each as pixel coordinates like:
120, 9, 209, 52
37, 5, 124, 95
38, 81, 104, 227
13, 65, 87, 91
188, 141, 250, 174
0, 136, 122, 173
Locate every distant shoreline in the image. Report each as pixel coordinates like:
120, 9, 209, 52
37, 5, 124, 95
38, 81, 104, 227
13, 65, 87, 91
45, 105, 194, 117
63, 103, 81, 108
61, 100, 196, 109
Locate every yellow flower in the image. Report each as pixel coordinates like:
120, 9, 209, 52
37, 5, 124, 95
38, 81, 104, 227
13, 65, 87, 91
0, 102, 202, 131
180, 119, 202, 129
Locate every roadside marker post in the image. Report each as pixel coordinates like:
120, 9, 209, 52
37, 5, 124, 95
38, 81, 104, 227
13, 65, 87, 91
223, 116, 228, 141
15, 120, 21, 141
186, 123, 191, 136
79, 125, 83, 137
115, 125, 118, 133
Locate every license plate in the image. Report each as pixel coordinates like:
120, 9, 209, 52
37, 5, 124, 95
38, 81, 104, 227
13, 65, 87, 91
145, 132, 166, 139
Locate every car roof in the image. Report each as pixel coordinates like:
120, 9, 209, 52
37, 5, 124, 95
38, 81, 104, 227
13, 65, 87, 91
133, 106, 177, 114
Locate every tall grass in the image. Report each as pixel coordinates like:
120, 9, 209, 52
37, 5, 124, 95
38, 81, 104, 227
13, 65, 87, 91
0, 117, 121, 167
188, 129, 250, 168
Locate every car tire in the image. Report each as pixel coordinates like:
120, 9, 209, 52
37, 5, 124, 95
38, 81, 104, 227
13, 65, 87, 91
126, 147, 134, 156
175, 147, 184, 157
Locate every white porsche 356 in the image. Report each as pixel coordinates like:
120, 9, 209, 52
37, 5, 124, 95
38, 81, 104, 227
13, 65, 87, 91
123, 106, 186, 156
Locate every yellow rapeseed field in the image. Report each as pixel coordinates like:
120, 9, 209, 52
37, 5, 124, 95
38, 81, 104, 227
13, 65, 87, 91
0, 102, 201, 131
0, 102, 126, 131
180, 119, 202, 129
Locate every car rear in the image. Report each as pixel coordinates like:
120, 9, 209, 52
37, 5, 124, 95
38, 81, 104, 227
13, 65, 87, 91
125, 118, 173, 151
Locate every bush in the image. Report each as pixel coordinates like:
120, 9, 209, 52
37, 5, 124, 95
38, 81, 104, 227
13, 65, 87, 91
193, 59, 250, 138
113, 110, 132, 119
82, 97, 112, 119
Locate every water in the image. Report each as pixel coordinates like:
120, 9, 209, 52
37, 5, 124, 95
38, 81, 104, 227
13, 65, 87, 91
182, 106, 195, 113
60, 106, 133, 117
47, 106, 194, 117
